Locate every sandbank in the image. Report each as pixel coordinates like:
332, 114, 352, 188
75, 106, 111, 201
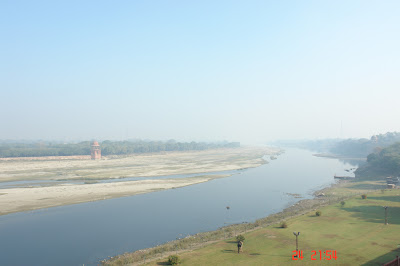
0, 175, 229, 216
0, 147, 280, 216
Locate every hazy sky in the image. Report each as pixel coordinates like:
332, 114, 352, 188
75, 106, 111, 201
1, 1, 400, 143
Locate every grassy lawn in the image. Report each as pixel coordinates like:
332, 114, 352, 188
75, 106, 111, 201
149, 189, 400, 265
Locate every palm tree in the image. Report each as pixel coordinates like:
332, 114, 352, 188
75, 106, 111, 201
224, 206, 230, 238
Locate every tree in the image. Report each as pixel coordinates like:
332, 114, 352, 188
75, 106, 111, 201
236, 235, 245, 242
280, 221, 288, 228
168, 255, 180, 265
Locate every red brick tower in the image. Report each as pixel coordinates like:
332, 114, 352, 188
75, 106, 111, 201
91, 141, 101, 160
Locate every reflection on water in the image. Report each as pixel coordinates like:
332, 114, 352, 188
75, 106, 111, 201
0, 148, 357, 266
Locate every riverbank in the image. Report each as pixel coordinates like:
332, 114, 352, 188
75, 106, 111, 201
313, 153, 366, 161
155, 181, 398, 265
0, 147, 279, 216
103, 177, 386, 265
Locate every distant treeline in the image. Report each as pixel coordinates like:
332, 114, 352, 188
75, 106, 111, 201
272, 132, 400, 158
330, 132, 400, 157
0, 140, 240, 158
356, 142, 400, 177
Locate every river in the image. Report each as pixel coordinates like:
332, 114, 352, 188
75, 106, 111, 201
0, 148, 359, 266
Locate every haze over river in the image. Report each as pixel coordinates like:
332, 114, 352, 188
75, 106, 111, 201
0, 148, 358, 265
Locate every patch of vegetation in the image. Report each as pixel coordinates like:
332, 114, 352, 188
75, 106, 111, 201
235, 235, 245, 242
355, 142, 400, 182
340, 201, 345, 207
0, 141, 92, 157
168, 255, 180, 265
280, 221, 288, 228
331, 132, 400, 157
84, 180, 99, 184
315, 210, 322, 216
363, 142, 400, 176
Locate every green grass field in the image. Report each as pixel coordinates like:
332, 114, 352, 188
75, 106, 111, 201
148, 189, 400, 265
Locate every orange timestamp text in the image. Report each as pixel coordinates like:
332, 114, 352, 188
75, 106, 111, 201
292, 250, 337, 260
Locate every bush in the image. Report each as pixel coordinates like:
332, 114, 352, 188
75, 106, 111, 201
168, 255, 180, 265
361, 194, 367, 199
236, 235, 245, 242
316, 210, 322, 216
340, 201, 345, 207
280, 221, 288, 228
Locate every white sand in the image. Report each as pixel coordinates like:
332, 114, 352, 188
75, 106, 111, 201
0, 175, 228, 215
0, 147, 274, 182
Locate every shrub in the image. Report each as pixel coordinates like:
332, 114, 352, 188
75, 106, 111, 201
168, 255, 180, 265
361, 194, 367, 199
236, 235, 245, 242
280, 221, 288, 228
316, 210, 322, 216
340, 201, 345, 207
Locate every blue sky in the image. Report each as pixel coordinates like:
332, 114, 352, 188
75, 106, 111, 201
1, 1, 400, 143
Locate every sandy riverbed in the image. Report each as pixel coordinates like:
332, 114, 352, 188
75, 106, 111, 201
0, 147, 280, 216
0, 147, 276, 182
0, 174, 230, 215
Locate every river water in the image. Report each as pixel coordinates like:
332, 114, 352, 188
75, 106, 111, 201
0, 148, 358, 266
